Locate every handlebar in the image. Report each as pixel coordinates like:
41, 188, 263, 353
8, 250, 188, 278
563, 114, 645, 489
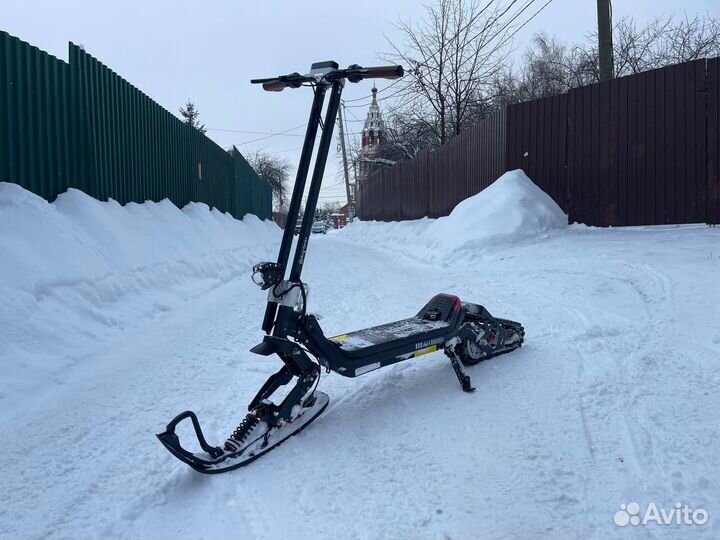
250, 72, 312, 92
345, 65, 404, 82
251, 63, 404, 92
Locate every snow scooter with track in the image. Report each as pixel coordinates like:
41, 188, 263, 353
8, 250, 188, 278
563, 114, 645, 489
157, 61, 525, 474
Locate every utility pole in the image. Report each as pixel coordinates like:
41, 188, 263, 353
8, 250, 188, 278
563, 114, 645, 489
596, 0, 614, 81
336, 103, 354, 222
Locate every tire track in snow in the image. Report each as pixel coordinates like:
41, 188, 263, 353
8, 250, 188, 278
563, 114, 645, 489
617, 262, 720, 516
520, 257, 719, 533
497, 261, 682, 532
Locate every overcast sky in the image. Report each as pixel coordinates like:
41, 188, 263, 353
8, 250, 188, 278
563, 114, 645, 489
4, 0, 718, 205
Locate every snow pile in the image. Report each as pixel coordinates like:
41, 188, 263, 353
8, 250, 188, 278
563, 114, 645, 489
426, 169, 568, 251
0, 182, 280, 403
342, 169, 567, 261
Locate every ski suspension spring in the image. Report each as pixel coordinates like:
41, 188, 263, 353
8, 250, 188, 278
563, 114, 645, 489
230, 414, 259, 443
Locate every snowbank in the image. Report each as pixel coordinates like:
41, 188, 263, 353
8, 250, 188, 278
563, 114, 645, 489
0, 182, 280, 402
342, 170, 567, 262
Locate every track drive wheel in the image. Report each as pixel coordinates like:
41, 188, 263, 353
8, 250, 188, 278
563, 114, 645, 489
456, 334, 491, 366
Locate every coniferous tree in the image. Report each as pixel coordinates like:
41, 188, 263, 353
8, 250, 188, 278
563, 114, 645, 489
179, 100, 207, 133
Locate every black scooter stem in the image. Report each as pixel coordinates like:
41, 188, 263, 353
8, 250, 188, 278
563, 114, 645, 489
261, 86, 327, 333
289, 81, 342, 282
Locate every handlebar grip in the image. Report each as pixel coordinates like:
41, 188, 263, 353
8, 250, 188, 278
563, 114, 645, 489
250, 77, 287, 91
262, 80, 286, 92
361, 65, 404, 80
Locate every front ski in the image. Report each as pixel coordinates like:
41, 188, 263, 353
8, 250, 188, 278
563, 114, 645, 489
156, 391, 329, 474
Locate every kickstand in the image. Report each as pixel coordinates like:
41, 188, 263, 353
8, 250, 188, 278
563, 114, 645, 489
447, 348, 475, 393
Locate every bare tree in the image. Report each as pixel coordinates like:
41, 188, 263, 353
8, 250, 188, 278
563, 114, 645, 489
379, 113, 440, 161
648, 14, 720, 65
385, 0, 518, 145
607, 17, 670, 76
246, 151, 292, 211
587, 14, 720, 78
491, 13, 720, 105
315, 201, 343, 222
489, 33, 597, 104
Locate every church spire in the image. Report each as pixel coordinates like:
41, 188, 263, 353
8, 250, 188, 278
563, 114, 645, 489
361, 85, 386, 149
359, 83, 387, 181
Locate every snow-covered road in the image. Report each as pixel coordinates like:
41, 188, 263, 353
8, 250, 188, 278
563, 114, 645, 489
2, 222, 719, 540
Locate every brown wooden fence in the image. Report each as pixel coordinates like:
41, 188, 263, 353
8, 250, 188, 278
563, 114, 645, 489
357, 57, 720, 226
359, 109, 506, 220
506, 93, 568, 219
709, 57, 720, 224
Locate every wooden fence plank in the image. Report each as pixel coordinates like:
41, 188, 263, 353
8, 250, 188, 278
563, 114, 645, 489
691, 60, 706, 223
636, 69, 648, 225
608, 77, 619, 225
646, 69, 659, 225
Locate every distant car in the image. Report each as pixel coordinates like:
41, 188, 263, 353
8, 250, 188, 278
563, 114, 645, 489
293, 221, 328, 234
312, 221, 327, 234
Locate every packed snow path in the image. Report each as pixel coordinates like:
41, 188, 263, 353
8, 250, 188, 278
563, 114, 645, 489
2, 226, 720, 540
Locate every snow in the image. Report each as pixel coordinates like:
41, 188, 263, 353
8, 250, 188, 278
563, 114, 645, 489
0, 182, 280, 404
2, 177, 720, 540
341, 169, 568, 262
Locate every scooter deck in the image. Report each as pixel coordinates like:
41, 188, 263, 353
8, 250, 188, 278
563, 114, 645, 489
325, 293, 462, 361
329, 317, 450, 352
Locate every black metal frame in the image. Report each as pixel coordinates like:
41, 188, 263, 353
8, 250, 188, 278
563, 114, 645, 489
249, 64, 477, 390
157, 62, 524, 474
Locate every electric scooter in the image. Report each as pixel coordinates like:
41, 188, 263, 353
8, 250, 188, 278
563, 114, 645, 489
157, 61, 525, 474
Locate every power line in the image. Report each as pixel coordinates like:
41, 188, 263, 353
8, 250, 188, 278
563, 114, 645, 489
370, 0, 554, 122
390, 0, 519, 78
344, 106, 364, 148
487, 0, 554, 53
232, 123, 307, 145
345, 107, 364, 123
207, 127, 304, 136
474, 0, 538, 47
270, 146, 303, 154
471, 0, 539, 53
445, 0, 553, 65
382, 0, 542, 98
422, 0, 513, 66
322, 182, 348, 190
231, 133, 323, 150
343, 2, 546, 115
343, 84, 407, 108
342, 77, 404, 103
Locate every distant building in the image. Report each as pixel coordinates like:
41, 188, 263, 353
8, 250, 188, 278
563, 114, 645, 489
330, 204, 350, 229
358, 86, 387, 181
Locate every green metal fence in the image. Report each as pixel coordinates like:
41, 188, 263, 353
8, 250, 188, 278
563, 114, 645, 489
0, 31, 271, 220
